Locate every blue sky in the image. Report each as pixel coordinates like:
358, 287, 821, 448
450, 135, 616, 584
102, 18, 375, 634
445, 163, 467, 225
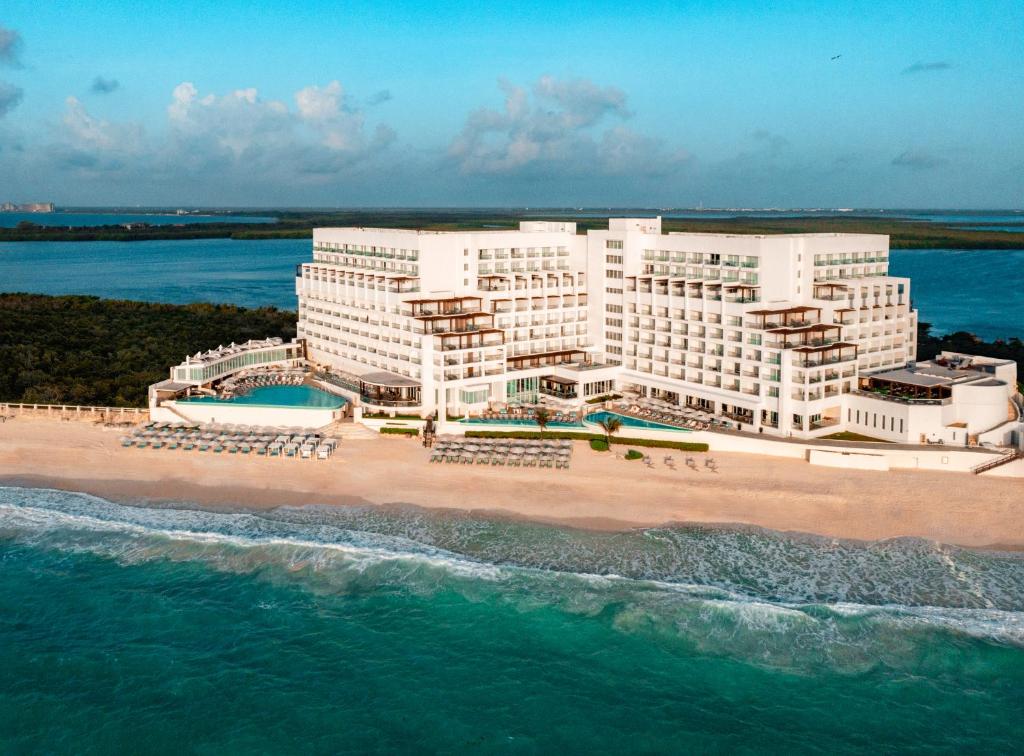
1, 0, 1022, 207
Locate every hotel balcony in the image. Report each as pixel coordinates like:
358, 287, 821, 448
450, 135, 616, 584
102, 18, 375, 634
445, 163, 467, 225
403, 296, 483, 317
791, 342, 858, 368
435, 330, 505, 352
418, 312, 495, 335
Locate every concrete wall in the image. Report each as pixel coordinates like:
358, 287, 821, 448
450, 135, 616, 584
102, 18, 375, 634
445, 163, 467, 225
437, 419, 1004, 473
809, 449, 890, 471
952, 381, 1011, 433
165, 401, 342, 429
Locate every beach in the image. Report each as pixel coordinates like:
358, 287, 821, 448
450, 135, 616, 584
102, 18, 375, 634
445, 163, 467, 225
1, 416, 1020, 548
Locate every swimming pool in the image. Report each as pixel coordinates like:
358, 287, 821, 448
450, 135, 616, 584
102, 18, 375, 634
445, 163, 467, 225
459, 411, 691, 432
180, 385, 347, 409
584, 410, 691, 432
460, 417, 584, 428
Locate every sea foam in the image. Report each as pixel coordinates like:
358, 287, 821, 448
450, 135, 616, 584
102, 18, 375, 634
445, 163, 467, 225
2, 485, 1023, 673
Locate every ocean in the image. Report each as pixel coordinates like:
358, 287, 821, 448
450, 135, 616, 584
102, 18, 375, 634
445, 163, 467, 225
0, 486, 1021, 752
0, 239, 1021, 339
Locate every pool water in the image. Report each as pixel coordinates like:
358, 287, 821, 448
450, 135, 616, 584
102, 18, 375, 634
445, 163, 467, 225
584, 410, 691, 432
179, 385, 346, 409
460, 411, 691, 432
461, 417, 583, 428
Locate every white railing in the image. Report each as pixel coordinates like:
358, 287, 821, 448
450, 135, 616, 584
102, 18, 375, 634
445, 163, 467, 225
1, 402, 148, 422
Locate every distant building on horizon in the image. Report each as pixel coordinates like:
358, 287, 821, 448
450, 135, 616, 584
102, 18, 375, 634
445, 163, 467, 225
0, 202, 55, 213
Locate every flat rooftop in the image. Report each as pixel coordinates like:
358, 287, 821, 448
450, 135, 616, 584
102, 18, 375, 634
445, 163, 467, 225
867, 360, 1006, 388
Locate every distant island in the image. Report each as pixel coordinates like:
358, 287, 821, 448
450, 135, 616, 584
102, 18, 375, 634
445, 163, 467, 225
1, 202, 54, 213
2, 207, 1024, 248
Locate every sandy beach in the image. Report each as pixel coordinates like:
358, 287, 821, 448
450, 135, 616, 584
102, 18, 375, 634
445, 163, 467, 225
0, 416, 1021, 548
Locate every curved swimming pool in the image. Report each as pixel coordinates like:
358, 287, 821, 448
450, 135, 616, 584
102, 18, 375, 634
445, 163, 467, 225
584, 410, 691, 432
459, 410, 691, 433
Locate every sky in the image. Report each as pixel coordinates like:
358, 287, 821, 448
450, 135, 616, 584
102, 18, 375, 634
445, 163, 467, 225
0, 0, 1022, 208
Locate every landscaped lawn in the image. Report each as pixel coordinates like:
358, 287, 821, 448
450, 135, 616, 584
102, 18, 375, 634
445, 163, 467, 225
822, 431, 891, 443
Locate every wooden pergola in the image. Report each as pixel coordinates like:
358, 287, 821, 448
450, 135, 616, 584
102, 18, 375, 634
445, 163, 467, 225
435, 328, 505, 350
748, 305, 821, 328
792, 342, 858, 367
416, 311, 495, 334
507, 349, 588, 370
724, 283, 760, 303
405, 296, 482, 316
813, 282, 849, 299
767, 323, 842, 348
860, 375, 953, 401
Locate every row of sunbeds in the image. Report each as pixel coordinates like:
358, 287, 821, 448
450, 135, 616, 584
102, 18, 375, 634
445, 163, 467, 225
429, 438, 574, 469
619, 404, 711, 430
120, 421, 338, 459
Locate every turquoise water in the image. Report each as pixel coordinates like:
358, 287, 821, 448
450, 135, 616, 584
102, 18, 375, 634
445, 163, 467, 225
0, 486, 1022, 752
461, 411, 691, 432
0, 211, 276, 227
462, 416, 584, 428
179, 385, 346, 409
586, 410, 692, 432
0, 240, 1021, 339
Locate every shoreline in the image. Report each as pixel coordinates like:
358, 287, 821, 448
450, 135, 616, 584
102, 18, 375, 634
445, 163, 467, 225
1, 417, 1023, 549
5, 473, 1024, 554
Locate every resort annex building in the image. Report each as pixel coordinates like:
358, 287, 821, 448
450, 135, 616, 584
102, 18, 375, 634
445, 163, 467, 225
291, 217, 1016, 444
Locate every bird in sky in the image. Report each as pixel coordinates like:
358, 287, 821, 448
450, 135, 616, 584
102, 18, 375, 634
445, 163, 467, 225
831, 54, 842, 60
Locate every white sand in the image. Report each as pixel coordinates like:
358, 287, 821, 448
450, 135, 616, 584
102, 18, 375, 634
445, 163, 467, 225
1, 417, 1021, 548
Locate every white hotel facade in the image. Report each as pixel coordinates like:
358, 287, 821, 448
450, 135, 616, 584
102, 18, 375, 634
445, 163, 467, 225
295, 218, 1016, 443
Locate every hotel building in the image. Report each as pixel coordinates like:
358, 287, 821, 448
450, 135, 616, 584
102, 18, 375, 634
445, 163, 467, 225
294, 218, 1017, 444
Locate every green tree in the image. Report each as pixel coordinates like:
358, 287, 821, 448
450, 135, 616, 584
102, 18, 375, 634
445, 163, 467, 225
534, 407, 551, 437
596, 415, 622, 447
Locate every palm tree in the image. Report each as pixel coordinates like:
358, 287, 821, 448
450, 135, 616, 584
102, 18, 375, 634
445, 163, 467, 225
597, 416, 622, 448
534, 407, 551, 437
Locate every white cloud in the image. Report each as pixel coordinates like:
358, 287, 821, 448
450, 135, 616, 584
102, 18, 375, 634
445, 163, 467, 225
448, 76, 686, 177
163, 80, 393, 169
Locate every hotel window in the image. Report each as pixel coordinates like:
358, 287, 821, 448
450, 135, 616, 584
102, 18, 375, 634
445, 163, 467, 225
606, 254, 623, 264
606, 239, 623, 249
459, 388, 489, 404
607, 270, 623, 279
